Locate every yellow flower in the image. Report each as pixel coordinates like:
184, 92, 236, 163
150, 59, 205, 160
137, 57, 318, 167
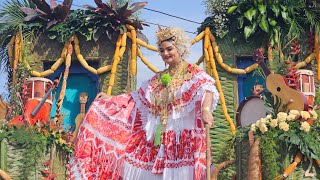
277, 112, 287, 122
259, 123, 268, 134
58, 138, 66, 144
279, 122, 289, 132
300, 121, 311, 132
309, 110, 318, 119
250, 124, 256, 132
300, 111, 310, 119
269, 119, 278, 128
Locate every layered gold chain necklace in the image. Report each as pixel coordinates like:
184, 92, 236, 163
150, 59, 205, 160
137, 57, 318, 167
152, 61, 187, 146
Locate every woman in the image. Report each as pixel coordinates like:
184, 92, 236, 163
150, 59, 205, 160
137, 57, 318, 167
68, 27, 219, 180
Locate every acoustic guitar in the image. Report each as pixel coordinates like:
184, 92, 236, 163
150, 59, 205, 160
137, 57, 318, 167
71, 92, 88, 142
253, 48, 308, 112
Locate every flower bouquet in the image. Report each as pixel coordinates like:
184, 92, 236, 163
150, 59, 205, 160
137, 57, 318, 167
246, 109, 320, 179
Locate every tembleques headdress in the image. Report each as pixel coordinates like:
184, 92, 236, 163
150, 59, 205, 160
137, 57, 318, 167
156, 26, 190, 59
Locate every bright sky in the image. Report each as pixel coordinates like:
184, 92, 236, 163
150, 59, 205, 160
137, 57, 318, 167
0, 0, 207, 98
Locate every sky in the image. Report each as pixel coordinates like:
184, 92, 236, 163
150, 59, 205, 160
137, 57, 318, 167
0, 0, 208, 97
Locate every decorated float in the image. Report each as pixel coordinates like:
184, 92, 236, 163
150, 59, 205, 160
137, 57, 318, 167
0, 0, 319, 179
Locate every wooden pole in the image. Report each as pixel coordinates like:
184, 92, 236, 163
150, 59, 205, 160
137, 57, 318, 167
206, 124, 211, 180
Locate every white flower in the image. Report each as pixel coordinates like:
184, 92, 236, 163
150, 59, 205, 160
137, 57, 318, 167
287, 114, 297, 121
255, 119, 261, 128
259, 123, 268, 134
269, 119, 278, 128
288, 110, 300, 121
300, 111, 310, 119
255, 118, 267, 128
260, 118, 267, 125
250, 124, 256, 132
265, 114, 272, 122
309, 110, 318, 119
300, 121, 311, 132
289, 110, 300, 116
277, 112, 287, 122
279, 122, 289, 132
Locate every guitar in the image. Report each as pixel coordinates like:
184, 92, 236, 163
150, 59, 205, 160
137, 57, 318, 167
253, 48, 308, 112
71, 92, 88, 142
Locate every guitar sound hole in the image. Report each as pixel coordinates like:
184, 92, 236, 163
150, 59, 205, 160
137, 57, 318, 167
277, 87, 281, 92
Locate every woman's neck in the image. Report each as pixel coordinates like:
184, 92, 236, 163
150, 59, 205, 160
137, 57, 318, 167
168, 59, 183, 70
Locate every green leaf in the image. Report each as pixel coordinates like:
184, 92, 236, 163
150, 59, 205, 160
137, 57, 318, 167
273, 28, 279, 43
47, 33, 56, 39
258, 4, 266, 14
244, 8, 255, 22
227, 5, 238, 14
238, 16, 244, 29
244, 26, 253, 39
281, 11, 288, 21
269, 19, 277, 26
259, 15, 269, 33
271, 5, 280, 17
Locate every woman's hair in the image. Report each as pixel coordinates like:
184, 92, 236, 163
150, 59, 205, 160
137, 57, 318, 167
156, 26, 190, 59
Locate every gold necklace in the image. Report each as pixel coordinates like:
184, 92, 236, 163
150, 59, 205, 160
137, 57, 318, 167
152, 61, 187, 126
152, 61, 187, 146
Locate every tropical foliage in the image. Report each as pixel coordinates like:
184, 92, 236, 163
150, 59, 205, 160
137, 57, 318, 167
0, 119, 73, 179
202, 0, 320, 47
0, 0, 36, 45
21, 0, 72, 29
0, 0, 148, 45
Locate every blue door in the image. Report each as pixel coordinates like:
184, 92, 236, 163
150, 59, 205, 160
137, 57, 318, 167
237, 57, 265, 104
44, 61, 99, 130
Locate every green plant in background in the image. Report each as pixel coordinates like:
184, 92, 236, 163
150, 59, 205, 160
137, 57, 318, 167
226, 0, 291, 45
201, 0, 320, 47
8, 127, 48, 179
0, 0, 36, 46
81, 0, 148, 41
21, 0, 72, 29
202, 0, 232, 38
0, 122, 74, 179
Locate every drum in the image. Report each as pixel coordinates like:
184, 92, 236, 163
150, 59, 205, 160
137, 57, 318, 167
26, 77, 53, 104
236, 96, 270, 127
295, 69, 315, 107
25, 77, 53, 125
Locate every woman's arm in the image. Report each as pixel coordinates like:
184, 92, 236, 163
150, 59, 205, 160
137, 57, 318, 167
95, 92, 110, 100
202, 91, 214, 127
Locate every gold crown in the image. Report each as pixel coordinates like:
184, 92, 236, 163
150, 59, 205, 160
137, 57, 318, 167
156, 26, 177, 44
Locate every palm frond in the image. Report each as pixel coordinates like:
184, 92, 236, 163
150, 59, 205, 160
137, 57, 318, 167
287, 20, 304, 39
0, 0, 34, 36
0, 47, 9, 72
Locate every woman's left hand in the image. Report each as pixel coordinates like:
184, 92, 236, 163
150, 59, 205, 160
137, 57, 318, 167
202, 111, 214, 127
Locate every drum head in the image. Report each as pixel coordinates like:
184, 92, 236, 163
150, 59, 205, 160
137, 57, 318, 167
236, 96, 270, 127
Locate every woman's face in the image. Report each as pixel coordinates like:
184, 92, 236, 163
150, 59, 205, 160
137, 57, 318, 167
159, 41, 181, 66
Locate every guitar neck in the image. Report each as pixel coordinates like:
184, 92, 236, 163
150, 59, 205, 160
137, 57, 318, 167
80, 103, 86, 114
257, 60, 271, 76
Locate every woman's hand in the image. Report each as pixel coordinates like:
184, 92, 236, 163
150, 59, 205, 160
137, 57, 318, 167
202, 111, 214, 127
95, 92, 110, 100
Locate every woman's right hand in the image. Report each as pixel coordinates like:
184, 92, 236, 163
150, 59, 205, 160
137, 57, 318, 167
95, 92, 110, 100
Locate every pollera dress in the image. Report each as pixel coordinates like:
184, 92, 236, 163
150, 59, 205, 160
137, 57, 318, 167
68, 63, 219, 180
